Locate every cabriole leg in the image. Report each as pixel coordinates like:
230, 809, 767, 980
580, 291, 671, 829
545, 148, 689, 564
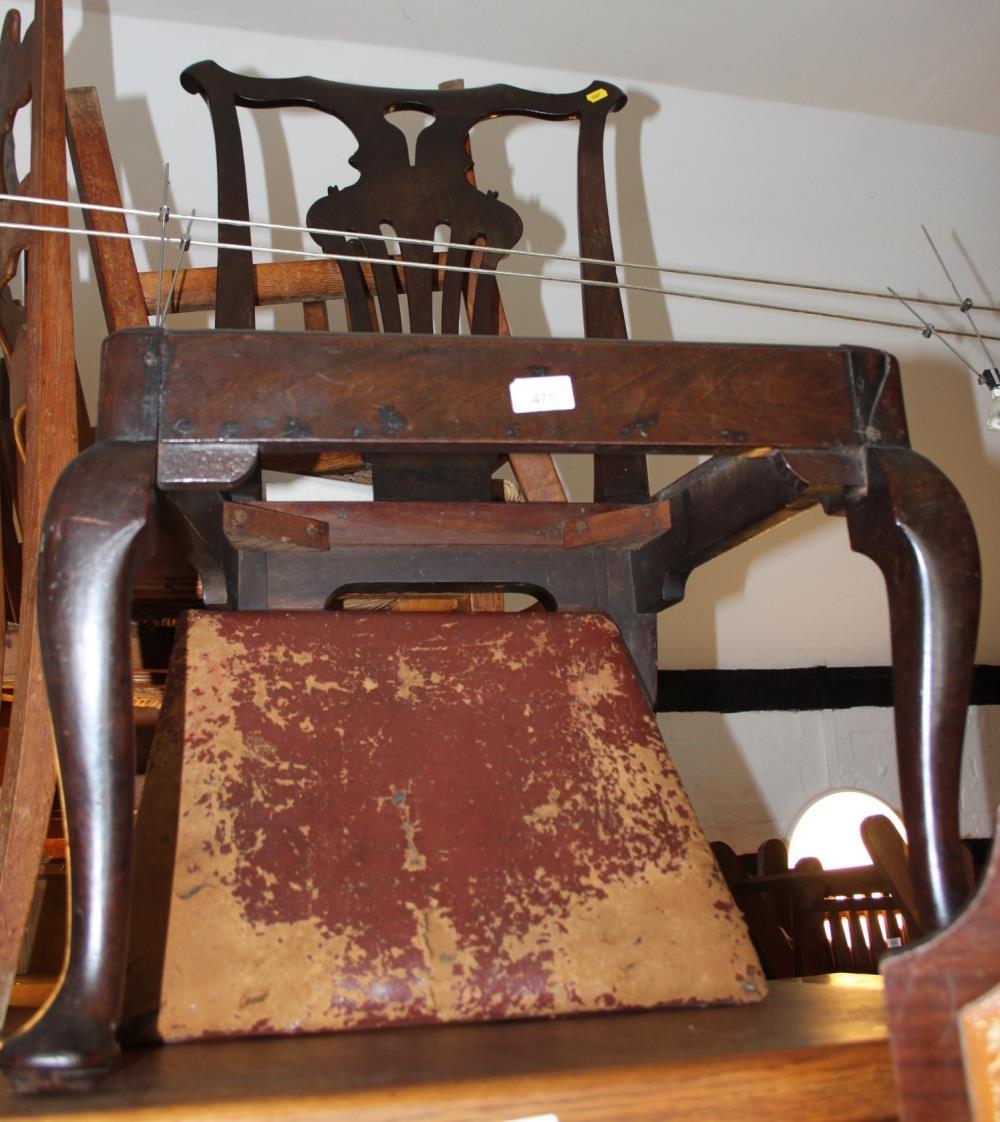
0, 442, 158, 1092
846, 448, 980, 933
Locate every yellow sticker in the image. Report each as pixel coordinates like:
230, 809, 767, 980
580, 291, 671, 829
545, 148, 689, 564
586, 87, 609, 103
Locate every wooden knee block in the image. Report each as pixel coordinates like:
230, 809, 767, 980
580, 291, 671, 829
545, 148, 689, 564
124, 610, 764, 1041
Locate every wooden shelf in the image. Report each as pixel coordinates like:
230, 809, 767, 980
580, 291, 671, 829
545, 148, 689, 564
1, 977, 895, 1121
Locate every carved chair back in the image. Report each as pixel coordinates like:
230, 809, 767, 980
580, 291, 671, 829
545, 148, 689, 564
180, 62, 648, 501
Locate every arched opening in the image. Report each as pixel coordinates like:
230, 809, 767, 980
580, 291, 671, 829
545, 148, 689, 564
787, 789, 905, 870
788, 790, 910, 957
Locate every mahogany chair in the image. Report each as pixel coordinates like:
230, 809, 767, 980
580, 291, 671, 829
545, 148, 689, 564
0, 62, 982, 1094
0, 0, 81, 1028
65, 81, 563, 613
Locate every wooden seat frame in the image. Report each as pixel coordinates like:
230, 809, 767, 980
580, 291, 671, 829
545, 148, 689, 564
0, 65, 982, 1094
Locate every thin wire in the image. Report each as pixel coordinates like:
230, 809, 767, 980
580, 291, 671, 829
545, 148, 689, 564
158, 212, 195, 327
3, 189, 996, 314
922, 224, 1000, 374
154, 165, 170, 324
9, 215, 1000, 342
887, 287, 985, 378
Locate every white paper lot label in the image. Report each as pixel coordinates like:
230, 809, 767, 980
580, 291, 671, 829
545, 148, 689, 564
509, 374, 575, 414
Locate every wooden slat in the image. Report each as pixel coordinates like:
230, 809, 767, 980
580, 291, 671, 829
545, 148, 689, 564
65, 87, 148, 331
237, 500, 653, 549
223, 503, 330, 551
509, 451, 567, 501
141, 259, 352, 316
7, 974, 56, 1010
0, 0, 80, 1027
138, 257, 455, 317
562, 499, 671, 548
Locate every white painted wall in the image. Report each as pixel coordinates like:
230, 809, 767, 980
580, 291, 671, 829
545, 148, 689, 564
31, 5, 997, 846
660, 706, 999, 852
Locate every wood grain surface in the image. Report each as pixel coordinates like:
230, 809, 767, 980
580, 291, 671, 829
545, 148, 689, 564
1, 979, 895, 1121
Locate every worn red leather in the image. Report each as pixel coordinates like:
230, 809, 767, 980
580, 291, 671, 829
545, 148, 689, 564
125, 610, 764, 1041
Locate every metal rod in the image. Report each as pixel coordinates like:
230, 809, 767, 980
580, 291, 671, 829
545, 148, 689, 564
158, 212, 195, 326
4, 190, 996, 315
11, 215, 1000, 342
922, 224, 1000, 374
154, 164, 170, 324
887, 286, 986, 377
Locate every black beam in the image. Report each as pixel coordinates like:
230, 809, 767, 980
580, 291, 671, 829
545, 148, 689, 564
656, 665, 1000, 713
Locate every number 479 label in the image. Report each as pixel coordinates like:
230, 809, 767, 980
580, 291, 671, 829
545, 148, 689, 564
509, 374, 576, 414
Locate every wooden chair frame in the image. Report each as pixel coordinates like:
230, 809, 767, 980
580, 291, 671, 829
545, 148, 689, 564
0, 0, 79, 1027
65, 81, 567, 505
0, 66, 983, 1104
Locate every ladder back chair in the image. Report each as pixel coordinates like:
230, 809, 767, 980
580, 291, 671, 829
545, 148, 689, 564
0, 62, 981, 1091
0, 0, 81, 1028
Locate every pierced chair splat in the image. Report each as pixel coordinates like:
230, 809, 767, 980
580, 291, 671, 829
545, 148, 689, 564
177, 60, 646, 505
0, 65, 981, 1092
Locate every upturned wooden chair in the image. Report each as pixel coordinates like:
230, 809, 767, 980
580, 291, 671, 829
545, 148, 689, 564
0, 62, 982, 1093
0, 0, 81, 1028
65, 79, 564, 601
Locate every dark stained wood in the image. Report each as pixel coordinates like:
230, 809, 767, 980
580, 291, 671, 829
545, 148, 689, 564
65, 87, 425, 323
846, 449, 980, 932
635, 449, 866, 611
576, 88, 649, 502
757, 837, 789, 876
0, 0, 81, 1030
10, 324, 980, 1090
149, 331, 897, 454
0, 443, 159, 1090
3, 62, 982, 1102
0, 979, 895, 1121
366, 452, 498, 501
231, 500, 664, 552
179, 63, 621, 332
711, 841, 796, 980
443, 75, 567, 507
259, 449, 365, 475
179, 62, 633, 501
222, 502, 330, 551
